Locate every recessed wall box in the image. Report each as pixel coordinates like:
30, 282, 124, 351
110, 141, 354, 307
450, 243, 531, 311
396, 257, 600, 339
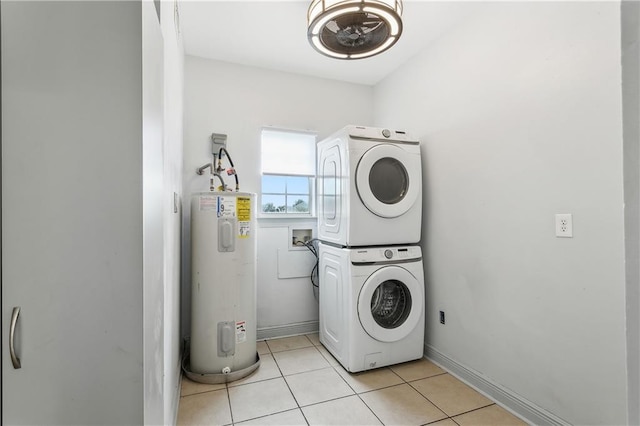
291, 228, 312, 248
211, 133, 227, 152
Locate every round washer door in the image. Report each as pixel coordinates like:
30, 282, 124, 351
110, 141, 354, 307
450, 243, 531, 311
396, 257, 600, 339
358, 265, 423, 343
356, 144, 420, 218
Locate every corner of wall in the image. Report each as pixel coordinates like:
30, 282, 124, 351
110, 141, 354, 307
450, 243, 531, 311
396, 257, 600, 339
621, 1, 640, 424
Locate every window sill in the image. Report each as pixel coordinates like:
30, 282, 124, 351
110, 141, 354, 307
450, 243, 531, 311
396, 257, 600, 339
258, 214, 316, 220
257, 215, 317, 228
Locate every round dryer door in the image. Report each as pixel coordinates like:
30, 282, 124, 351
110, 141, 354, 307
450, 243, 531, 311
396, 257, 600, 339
355, 144, 421, 218
357, 266, 423, 343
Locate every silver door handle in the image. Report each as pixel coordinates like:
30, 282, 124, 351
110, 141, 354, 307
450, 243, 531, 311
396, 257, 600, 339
10, 306, 21, 369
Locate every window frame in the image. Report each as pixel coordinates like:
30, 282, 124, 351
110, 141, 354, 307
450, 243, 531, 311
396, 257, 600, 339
260, 127, 317, 218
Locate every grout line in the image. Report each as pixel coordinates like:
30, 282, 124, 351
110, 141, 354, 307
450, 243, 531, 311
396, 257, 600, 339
298, 406, 312, 426
330, 365, 360, 395
300, 363, 472, 421
354, 392, 386, 425
281, 373, 302, 409
263, 334, 315, 354
284, 365, 335, 379
405, 379, 450, 418
355, 381, 449, 425
297, 393, 360, 410
273, 346, 332, 376
388, 367, 405, 382
232, 407, 305, 426
353, 381, 410, 396
268, 349, 286, 376
225, 384, 235, 425
227, 375, 283, 389
180, 383, 229, 398
405, 371, 450, 383
422, 416, 454, 426
280, 364, 333, 376
269, 344, 315, 354
227, 377, 300, 424
418, 416, 450, 426
448, 402, 496, 419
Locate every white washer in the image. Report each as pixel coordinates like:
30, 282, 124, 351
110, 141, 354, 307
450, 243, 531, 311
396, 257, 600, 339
319, 243, 425, 372
317, 125, 422, 247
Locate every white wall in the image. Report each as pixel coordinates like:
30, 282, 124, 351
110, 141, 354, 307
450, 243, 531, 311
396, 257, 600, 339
182, 57, 373, 337
622, 1, 640, 424
257, 219, 318, 334
142, 2, 165, 424
160, 1, 185, 423
374, 2, 627, 424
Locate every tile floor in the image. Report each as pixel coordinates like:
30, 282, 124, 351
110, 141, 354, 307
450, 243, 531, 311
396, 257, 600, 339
177, 334, 527, 426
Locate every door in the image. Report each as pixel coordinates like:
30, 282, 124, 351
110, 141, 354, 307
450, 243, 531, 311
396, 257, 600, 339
357, 265, 423, 342
355, 144, 421, 218
318, 246, 346, 361
318, 144, 342, 239
2, 2, 146, 424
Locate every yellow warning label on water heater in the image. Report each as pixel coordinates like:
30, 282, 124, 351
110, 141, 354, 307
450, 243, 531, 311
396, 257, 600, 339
237, 197, 251, 221
237, 197, 251, 239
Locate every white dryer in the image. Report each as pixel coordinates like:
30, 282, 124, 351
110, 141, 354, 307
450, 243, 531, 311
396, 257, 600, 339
319, 243, 425, 372
317, 125, 422, 247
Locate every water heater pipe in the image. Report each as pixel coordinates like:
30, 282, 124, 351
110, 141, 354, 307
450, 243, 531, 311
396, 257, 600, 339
217, 147, 239, 191
196, 162, 226, 191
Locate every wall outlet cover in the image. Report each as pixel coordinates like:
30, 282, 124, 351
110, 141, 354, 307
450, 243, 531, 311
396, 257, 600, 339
555, 213, 573, 238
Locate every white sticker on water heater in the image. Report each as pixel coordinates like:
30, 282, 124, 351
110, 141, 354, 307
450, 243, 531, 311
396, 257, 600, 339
236, 320, 247, 344
217, 196, 236, 218
238, 221, 250, 239
199, 195, 217, 211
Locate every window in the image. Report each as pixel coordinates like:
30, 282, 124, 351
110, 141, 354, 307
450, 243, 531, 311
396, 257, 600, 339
261, 128, 316, 215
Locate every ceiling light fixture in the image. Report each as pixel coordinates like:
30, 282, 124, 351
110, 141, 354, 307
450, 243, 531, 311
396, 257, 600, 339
307, 0, 403, 60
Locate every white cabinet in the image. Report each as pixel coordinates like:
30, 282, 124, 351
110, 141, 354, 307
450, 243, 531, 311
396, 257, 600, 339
2, 1, 168, 424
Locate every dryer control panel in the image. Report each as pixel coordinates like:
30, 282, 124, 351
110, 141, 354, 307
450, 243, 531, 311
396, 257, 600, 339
347, 125, 419, 144
351, 246, 422, 264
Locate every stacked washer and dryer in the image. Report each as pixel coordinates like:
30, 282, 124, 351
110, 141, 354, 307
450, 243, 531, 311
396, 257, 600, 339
317, 125, 425, 373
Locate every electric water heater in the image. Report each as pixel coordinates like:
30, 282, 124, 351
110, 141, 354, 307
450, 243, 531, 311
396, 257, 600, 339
189, 192, 258, 381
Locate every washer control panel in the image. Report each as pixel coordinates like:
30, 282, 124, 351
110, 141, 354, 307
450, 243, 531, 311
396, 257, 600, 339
351, 246, 421, 263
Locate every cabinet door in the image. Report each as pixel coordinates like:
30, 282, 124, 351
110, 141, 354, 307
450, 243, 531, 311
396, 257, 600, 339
2, 2, 144, 424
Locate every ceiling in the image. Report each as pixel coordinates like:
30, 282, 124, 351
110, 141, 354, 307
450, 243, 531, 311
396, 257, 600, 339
179, 1, 483, 85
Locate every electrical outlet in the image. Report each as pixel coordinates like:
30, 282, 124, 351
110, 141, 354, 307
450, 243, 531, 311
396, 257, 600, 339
555, 213, 573, 238
439, 311, 445, 324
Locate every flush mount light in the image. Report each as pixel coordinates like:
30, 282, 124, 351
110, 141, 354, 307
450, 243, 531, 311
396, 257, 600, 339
307, 0, 403, 60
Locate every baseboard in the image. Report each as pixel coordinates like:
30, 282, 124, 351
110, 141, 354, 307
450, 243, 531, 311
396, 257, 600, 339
424, 344, 569, 426
257, 321, 319, 340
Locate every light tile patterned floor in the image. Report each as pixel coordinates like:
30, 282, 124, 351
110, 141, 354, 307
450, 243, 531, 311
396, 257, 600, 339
177, 334, 527, 426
